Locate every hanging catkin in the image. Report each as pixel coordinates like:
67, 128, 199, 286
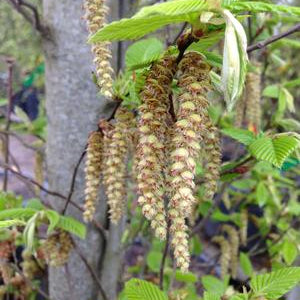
222, 225, 239, 278
84, 0, 114, 98
240, 208, 248, 246
137, 55, 177, 240
212, 236, 231, 279
34, 150, 44, 195
83, 131, 103, 222
169, 52, 211, 272
235, 92, 246, 128
245, 67, 261, 131
103, 107, 135, 224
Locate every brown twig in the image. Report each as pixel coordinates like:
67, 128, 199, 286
247, 23, 300, 53
62, 148, 87, 215
72, 238, 108, 300
159, 221, 170, 290
3, 58, 14, 191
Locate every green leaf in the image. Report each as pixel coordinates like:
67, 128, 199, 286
250, 267, 300, 299
90, 0, 208, 42
249, 135, 300, 168
0, 208, 38, 221
256, 181, 269, 207
26, 199, 44, 210
263, 85, 280, 98
125, 38, 164, 70
229, 295, 249, 300
280, 87, 295, 113
125, 279, 168, 300
277, 119, 300, 131
57, 216, 86, 239
188, 31, 225, 53
203, 291, 221, 300
227, 2, 300, 16
239, 252, 253, 277
175, 270, 197, 283
202, 275, 226, 296
282, 240, 298, 265
222, 128, 256, 145
146, 251, 162, 273
0, 220, 26, 228
45, 210, 60, 234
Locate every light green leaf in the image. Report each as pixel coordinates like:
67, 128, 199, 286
229, 295, 249, 300
249, 135, 300, 168
45, 210, 60, 234
256, 181, 269, 207
23, 213, 39, 251
250, 267, 300, 299
222, 128, 256, 145
146, 251, 162, 273
26, 199, 44, 210
227, 2, 300, 16
125, 278, 168, 300
263, 85, 280, 98
284, 78, 300, 88
0, 208, 38, 221
125, 38, 164, 70
282, 240, 298, 266
277, 119, 300, 131
0, 219, 26, 228
280, 87, 295, 113
239, 252, 253, 277
57, 216, 86, 239
203, 291, 221, 300
175, 270, 197, 283
188, 31, 225, 53
202, 275, 226, 296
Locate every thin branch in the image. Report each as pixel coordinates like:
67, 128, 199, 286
171, 22, 188, 45
3, 58, 14, 191
72, 238, 108, 300
247, 23, 300, 53
62, 148, 87, 215
159, 221, 170, 290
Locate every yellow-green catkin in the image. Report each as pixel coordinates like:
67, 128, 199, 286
223, 225, 239, 278
203, 123, 221, 201
104, 107, 135, 224
43, 231, 73, 267
34, 150, 44, 195
21, 250, 39, 280
84, 0, 114, 98
212, 236, 231, 279
245, 68, 261, 131
240, 209, 248, 246
137, 55, 177, 240
83, 131, 103, 222
235, 92, 246, 128
169, 52, 211, 272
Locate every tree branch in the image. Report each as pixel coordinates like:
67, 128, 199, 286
247, 23, 300, 53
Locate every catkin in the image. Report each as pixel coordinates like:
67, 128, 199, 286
104, 107, 135, 224
212, 236, 231, 279
169, 52, 211, 272
84, 0, 114, 98
83, 131, 103, 222
222, 225, 239, 278
137, 55, 177, 240
34, 150, 44, 195
235, 92, 246, 128
245, 69, 261, 131
21, 250, 39, 280
240, 209, 248, 246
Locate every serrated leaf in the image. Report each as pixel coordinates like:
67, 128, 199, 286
282, 240, 298, 265
227, 2, 300, 16
249, 135, 300, 168
125, 38, 164, 70
45, 210, 60, 234
202, 275, 226, 295
57, 216, 86, 239
250, 267, 300, 299
256, 181, 269, 207
239, 252, 253, 277
90, 0, 208, 42
222, 128, 255, 145
229, 295, 249, 300
0, 208, 38, 221
175, 270, 197, 283
0, 220, 26, 228
125, 278, 168, 300
203, 291, 221, 300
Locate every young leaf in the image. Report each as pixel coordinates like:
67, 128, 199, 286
26, 198, 44, 210
249, 135, 300, 168
227, 2, 300, 16
125, 278, 168, 300
203, 291, 221, 300
222, 128, 256, 145
239, 252, 253, 277
250, 267, 300, 299
0, 208, 38, 221
146, 251, 163, 272
282, 240, 298, 265
202, 275, 227, 296
45, 210, 60, 234
188, 31, 225, 53
0, 220, 26, 228
56, 216, 86, 239
125, 38, 163, 70
175, 270, 198, 283
256, 181, 269, 207
262, 85, 280, 98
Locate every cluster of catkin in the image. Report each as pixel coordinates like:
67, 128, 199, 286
213, 224, 240, 279
235, 66, 261, 131
83, 52, 222, 273
84, 0, 114, 98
